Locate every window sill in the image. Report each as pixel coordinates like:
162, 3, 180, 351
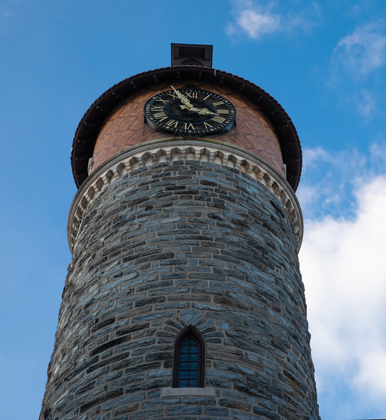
161, 387, 215, 397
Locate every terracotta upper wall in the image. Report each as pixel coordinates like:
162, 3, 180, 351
92, 80, 284, 174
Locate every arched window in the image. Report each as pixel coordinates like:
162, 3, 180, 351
173, 328, 205, 388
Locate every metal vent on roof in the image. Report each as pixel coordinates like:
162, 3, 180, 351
171, 43, 213, 68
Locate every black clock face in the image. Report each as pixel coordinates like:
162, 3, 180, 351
144, 86, 236, 136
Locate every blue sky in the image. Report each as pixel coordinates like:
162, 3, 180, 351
1, 1, 386, 419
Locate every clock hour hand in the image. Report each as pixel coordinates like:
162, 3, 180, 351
189, 106, 215, 116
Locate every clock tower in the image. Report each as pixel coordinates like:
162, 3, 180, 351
39, 44, 320, 420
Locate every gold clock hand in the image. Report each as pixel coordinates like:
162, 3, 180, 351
190, 106, 215, 115
199, 109, 216, 115
171, 86, 192, 109
170, 87, 215, 115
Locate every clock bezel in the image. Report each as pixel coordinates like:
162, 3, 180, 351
144, 87, 236, 137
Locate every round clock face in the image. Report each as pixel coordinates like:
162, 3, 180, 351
144, 86, 236, 136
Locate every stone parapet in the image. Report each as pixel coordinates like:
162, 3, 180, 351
68, 138, 303, 253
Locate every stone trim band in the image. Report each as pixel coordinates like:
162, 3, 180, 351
161, 387, 215, 397
67, 138, 304, 252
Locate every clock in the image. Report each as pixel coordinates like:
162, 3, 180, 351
144, 86, 236, 136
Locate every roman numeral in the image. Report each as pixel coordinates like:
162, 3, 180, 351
213, 101, 224, 106
154, 112, 168, 121
216, 109, 228, 114
184, 123, 194, 130
203, 121, 212, 129
212, 116, 226, 124
203, 94, 211, 100
152, 105, 164, 112
157, 98, 169, 104
166, 120, 179, 128
185, 91, 198, 98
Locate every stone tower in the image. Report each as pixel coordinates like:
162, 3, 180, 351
39, 44, 320, 420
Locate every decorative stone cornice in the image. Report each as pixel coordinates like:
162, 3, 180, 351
67, 138, 304, 252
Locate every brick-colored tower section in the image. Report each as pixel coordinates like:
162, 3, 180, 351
39, 65, 320, 420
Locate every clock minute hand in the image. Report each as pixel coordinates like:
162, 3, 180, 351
170, 87, 215, 115
171, 86, 192, 109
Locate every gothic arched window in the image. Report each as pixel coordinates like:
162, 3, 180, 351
173, 329, 205, 388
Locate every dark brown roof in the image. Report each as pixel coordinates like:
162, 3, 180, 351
71, 66, 302, 191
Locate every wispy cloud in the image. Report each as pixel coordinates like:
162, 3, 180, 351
297, 147, 367, 220
329, 22, 386, 119
299, 145, 386, 415
0, 8, 10, 19
358, 90, 377, 118
332, 22, 386, 80
226, 0, 320, 40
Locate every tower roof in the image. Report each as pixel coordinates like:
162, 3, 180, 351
71, 66, 302, 191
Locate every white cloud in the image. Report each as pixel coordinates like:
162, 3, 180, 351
332, 22, 386, 80
370, 141, 386, 171
297, 147, 367, 219
235, 7, 281, 39
329, 22, 386, 119
226, 0, 319, 40
299, 146, 386, 413
301, 146, 332, 170
357, 90, 377, 118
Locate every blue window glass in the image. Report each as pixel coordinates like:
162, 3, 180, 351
178, 337, 199, 388
180, 354, 189, 362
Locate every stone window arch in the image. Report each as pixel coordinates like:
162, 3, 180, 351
173, 327, 205, 388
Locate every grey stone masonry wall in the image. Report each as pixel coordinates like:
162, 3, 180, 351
40, 160, 320, 420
